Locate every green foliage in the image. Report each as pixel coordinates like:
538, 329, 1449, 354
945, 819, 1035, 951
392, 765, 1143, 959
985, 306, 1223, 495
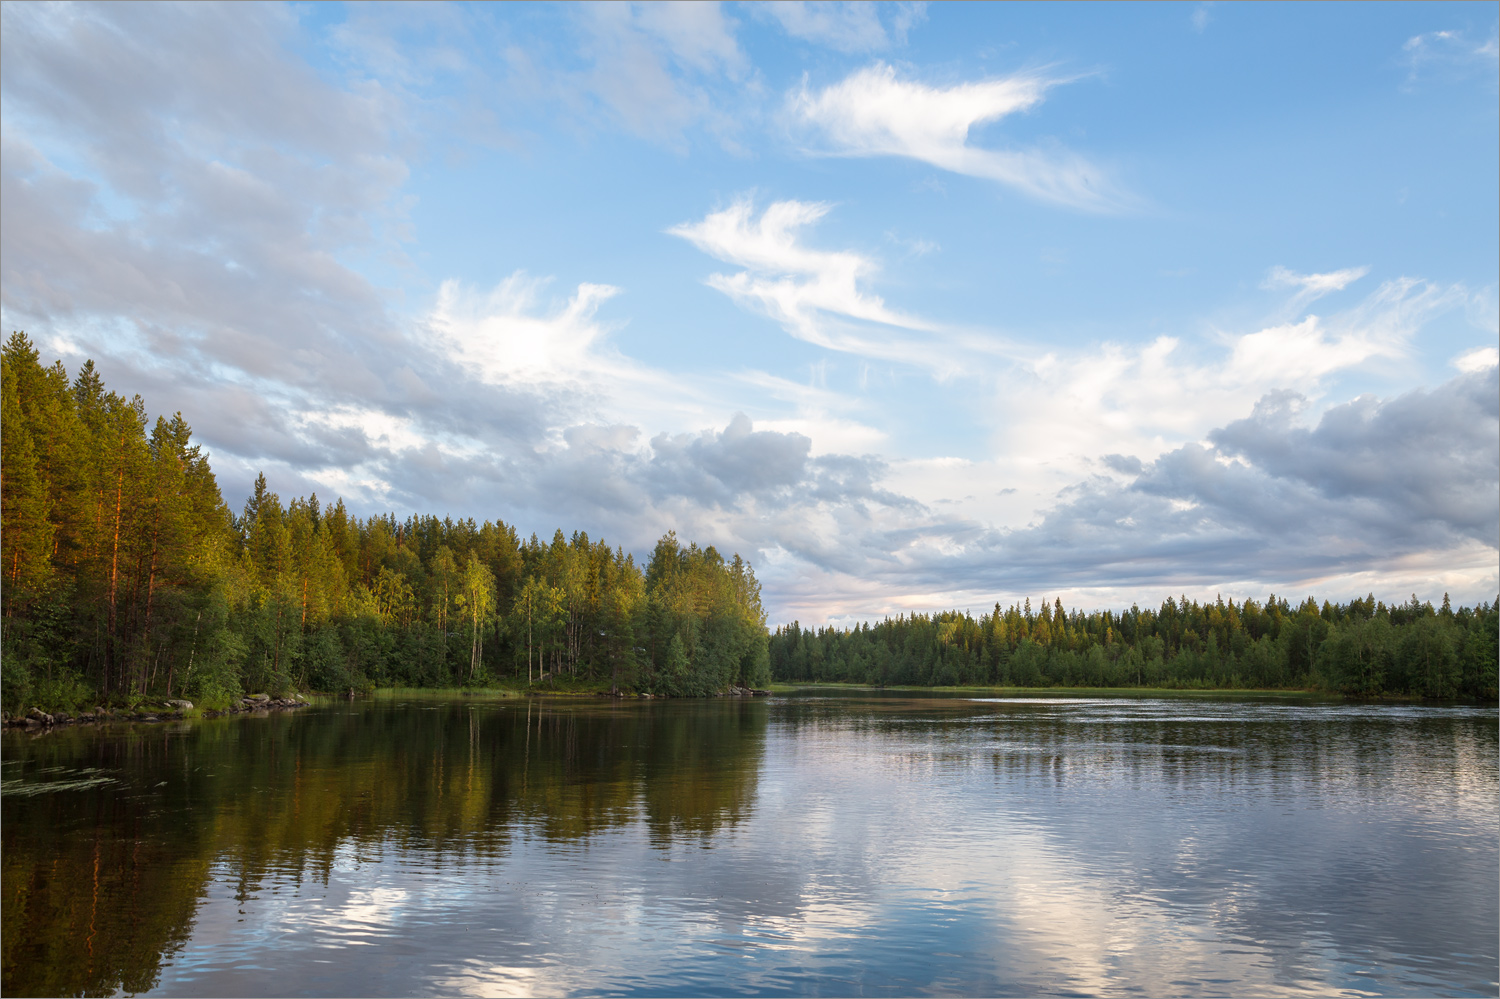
769, 592, 1499, 700
660, 633, 691, 696
1, 648, 32, 708
1, 338, 771, 705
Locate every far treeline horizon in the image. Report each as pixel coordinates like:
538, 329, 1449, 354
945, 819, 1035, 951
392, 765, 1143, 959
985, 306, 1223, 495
2, 333, 1496, 711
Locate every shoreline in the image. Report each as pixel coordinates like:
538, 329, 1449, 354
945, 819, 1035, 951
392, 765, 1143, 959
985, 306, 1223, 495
766, 682, 1489, 704
9, 682, 1488, 728
772, 681, 1326, 696
3, 695, 312, 731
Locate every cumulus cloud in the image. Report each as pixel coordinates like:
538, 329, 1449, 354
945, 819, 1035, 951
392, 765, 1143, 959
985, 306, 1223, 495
1210, 370, 1499, 546
0, 2, 413, 471
3, 3, 1492, 625
423, 273, 778, 458
768, 367, 1499, 622
438, 270, 1494, 620
665, 191, 1480, 612
0, 4, 622, 518
1453, 345, 1500, 373
1, 4, 762, 519
750, 273, 1489, 618
651, 413, 813, 500
438, 411, 919, 585
791, 63, 1123, 210
1060, 368, 1500, 584
432, 275, 622, 385
757, 2, 926, 53
988, 275, 1464, 500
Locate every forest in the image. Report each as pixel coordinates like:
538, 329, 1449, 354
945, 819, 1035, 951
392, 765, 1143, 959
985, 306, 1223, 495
1, 334, 770, 710
3, 333, 1495, 709
770, 591, 1497, 700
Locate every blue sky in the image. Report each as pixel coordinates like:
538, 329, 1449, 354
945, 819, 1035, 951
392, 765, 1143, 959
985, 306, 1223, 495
3, 1, 1496, 623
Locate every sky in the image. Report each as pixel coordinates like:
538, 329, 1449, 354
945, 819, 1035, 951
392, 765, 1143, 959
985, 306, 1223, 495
2, 1, 1497, 625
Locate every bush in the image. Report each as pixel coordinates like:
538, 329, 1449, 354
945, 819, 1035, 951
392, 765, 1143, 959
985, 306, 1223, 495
1, 646, 34, 712
182, 627, 245, 709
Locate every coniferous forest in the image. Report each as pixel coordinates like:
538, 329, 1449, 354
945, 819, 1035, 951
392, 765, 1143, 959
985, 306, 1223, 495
2, 333, 1496, 710
1, 334, 770, 710
769, 592, 1497, 700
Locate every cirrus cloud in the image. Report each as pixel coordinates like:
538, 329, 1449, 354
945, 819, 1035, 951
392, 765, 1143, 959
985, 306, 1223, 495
790, 63, 1126, 211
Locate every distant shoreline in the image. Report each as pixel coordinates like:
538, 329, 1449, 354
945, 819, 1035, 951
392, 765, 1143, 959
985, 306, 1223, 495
8, 682, 1489, 727
766, 682, 1479, 703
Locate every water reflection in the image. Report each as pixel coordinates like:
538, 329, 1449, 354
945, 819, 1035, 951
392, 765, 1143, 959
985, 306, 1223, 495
1, 699, 766, 996
1, 695, 1495, 998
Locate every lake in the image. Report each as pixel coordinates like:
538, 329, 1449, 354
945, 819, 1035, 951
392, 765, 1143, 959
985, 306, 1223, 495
2, 692, 1496, 997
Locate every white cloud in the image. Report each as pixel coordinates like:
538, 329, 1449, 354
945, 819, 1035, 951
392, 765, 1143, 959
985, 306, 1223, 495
423, 269, 893, 480
981, 276, 1459, 518
731, 369, 887, 455
668, 193, 1473, 566
344, 264, 1493, 625
669, 198, 942, 363
432, 275, 622, 385
771, 366, 1499, 624
757, 2, 926, 53
1262, 264, 1369, 315
321, 2, 762, 152
4, 2, 1491, 626
1403, 27, 1500, 88
791, 63, 1123, 210
567, 2, 753, 145
425, 274, 736, 447
1453, 345, 1500, 373
1227, 316, 1383, 384
331, 1, 758, 152
0, 0, 411, 464
631, 1, 746, 75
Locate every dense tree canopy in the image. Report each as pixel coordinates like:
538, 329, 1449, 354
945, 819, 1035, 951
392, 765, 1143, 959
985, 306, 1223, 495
2, 335, 770, 708
771, 592, 1497, 700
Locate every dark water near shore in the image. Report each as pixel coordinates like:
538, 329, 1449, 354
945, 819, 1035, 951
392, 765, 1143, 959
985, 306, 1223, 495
2, 693, 1496, 997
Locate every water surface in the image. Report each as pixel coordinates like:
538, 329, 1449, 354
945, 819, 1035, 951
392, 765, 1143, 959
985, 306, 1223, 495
3, 693, 1495, 997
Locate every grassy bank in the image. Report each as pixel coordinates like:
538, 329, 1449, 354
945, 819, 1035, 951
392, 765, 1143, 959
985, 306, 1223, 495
368, 676, 626, 699
10, 679, 1459, 720
371, 686, 525, 700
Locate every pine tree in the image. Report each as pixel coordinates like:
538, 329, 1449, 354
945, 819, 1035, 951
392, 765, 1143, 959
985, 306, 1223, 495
1, 352, 55, 612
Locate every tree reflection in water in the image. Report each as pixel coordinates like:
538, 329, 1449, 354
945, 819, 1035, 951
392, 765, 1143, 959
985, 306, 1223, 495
0, 698, 767, 996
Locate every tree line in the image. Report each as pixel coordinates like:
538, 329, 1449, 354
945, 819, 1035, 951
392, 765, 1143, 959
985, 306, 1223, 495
771, 591, 1498, 699
5, 334, 1494, 708
1, 334, 770, 709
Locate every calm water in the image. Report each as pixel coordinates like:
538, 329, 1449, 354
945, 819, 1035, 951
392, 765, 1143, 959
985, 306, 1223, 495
2, 693, 1496, 997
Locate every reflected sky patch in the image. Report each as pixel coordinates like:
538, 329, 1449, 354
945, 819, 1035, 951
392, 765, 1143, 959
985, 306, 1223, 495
3, 697, 1495, 997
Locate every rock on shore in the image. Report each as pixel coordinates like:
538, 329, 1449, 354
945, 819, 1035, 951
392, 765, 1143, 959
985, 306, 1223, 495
3, 694, 311, 730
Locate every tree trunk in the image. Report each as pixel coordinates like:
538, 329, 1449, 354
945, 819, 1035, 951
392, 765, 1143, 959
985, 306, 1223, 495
141, 496, 162, 693
106, 461, 125, 695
